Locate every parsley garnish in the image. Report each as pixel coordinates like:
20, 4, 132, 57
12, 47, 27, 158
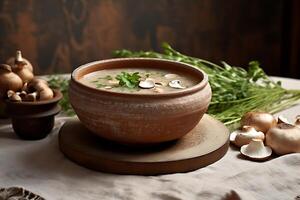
97, 75, 113, 80
96, 83, 105, 88
116, 72, 141, 88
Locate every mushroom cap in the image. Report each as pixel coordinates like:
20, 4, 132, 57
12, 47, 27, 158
241, 112, 277, 133
139, 79, 155, 89
164, 74, 178, 79
266, 123, 300, 155
168, 80, 186, 89
24, 92, 37, 102
0, 64, 12, 73
29, 78, 48, 86
39, 87, 54, 100
7, 90, 15, 98
277, 115, 292, 125
27, 78, 49, 92
9, 93, 22, 102
0, 66, 23, 98
230, 126, 265, 147
6, 50, 33, 72
14, 67, 34, 83
240, 139, 272, 161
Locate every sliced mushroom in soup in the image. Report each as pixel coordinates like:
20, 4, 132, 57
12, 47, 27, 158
79, 68, 199, 94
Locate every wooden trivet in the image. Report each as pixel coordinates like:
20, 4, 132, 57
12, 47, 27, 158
59, 114, 229, 175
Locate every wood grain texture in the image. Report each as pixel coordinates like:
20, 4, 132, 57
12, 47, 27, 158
59, 114, 229, 175
0, 0, 295, 76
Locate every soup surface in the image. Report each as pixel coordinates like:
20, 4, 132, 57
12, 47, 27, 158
80, 68, 199, 94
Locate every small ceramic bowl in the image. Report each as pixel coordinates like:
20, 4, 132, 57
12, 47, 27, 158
69, 58, 212, 145
5, 89, 62, 140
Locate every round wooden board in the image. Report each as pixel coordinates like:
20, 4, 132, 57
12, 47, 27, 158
59, 114, 229, 175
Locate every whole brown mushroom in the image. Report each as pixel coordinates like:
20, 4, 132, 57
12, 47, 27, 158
27, 78, 54, 100
266, 123, 300, 155
6, 50, 33, 72
9, 93, 22, 102
27, 78, 48, 92
241, 112, 277, 133
39, 87, 54, 100
7, 51, 34, 83
0, 64, 23, 98
230, 126, 265, 147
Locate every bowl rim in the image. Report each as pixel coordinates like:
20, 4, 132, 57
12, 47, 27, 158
71, 58, 209, 97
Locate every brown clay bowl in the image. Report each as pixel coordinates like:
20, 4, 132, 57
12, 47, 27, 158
5, 89, 62, 140
69, 58, 212, 145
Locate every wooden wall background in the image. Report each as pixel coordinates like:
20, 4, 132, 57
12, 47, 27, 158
0, 0, 299, 78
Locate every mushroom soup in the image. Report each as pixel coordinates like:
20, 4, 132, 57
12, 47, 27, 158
79, 68, 199, 94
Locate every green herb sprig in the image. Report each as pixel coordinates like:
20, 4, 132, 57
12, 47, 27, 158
113, 43, 300, 126
116, 72, 141, 88
47, 75, 75, 116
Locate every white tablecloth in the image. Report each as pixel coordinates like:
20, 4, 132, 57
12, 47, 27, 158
0, 77, 300, 200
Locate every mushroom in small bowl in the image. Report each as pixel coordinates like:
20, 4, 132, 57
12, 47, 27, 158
5, 84, 62, 140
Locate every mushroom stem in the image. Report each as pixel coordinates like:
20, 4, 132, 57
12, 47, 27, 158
27, 78, 54, 101
17, 91, 27, 100
9, 94, 22, 102
240, 139, 272, 161
16, 51, 23, 61
6, 50, 33, 72
230, 125, 265, 147
244, 139, 265, 152
7, 90, 15, 98
24, 92, 38, 102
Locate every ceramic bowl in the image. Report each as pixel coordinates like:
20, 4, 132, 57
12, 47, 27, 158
5, 89, 62, 140
69, 58, 211, 145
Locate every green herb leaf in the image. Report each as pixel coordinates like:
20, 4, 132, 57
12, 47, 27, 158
96, 83, 105, 88
97, 75, 113, 80
113, 43, 300, 127
116, 72, 141, 88
47, 75, 75, 116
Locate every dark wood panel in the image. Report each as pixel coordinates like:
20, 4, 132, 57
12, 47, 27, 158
0, 0, 289, 76
281, 0, 300, 78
